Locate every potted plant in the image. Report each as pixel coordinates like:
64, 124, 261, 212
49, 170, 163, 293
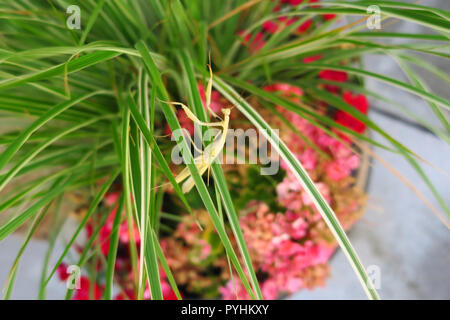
0, 0, 448, 300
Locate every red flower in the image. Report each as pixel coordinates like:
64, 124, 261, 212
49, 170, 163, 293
161, 281, 180, 300
281, 0, 319, 5
164, 108, 195, 136
113, 282, 181, 300
238, 31, 266, 53
263, 21, 279, 34
297, 19, 312, 33
73, 277, 104, 300
263, 83, 303, 97
319, 69, 348, 93
85, 221, 94, 238
288, 0, 305, 5
334, 92, 369, 134
319, 69, 348, 82
57, 263, 70, 281
115, 289, 136, 300
343, 91, 369, 114
278, 16, 297, 26
303, 54, 322, 63
104, 191, 120, 206
323, 14, 337, 21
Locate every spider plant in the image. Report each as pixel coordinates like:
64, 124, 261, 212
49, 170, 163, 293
0, 0, 449, 300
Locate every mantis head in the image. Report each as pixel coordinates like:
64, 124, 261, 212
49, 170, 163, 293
222, 108, 231, 117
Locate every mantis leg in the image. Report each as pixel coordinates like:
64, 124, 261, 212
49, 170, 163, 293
169, 102, 224, 128
206, 64, 220, 119
186, 133, 206, 154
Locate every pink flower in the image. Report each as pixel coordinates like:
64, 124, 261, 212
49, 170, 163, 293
277, 177, 304, 211
161, 280, 180, 300
291, 217, 308, 239
299, 148, 317, 171
220, 279, 251, 300
261, 280, 278, 300
326, 161, 348, 181
200, 243, 211, 259
277, 240, 303, 257
118, 219, 141, 245
312, 245, 335, 265
326, 156, 359, 181
104, 191, 120, 206
301, 182, 331, 206
286, 277, 303, 292
114, 280, 180, 300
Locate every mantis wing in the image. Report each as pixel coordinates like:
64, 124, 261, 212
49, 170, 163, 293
175, 147, 215, 185
175, 131, 224, 184
181, 162, 210, 193
175, 166, 192, 184
181, 137, 225, 193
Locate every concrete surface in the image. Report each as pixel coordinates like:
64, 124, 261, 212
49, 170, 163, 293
0, 234, 67, 299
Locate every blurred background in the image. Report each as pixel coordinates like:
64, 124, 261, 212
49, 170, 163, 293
1, 0, 449, 299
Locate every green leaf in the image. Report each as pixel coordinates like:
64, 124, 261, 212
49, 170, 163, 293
136, 40, 257, 300
0, 91, 107, 173
0, 51, 120, 90
104, 194, 125, 300
179, 51, 262, 299
43, 168, 120, 287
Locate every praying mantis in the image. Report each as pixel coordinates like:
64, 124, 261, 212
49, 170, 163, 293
165, 66, 232, 193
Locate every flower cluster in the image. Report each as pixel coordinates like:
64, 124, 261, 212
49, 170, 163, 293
159, 211, 231, 298
239, 0, 337, 53
263, 83, 363, 181
220, 202, 333, 299
218, 86, 366, 299
157, 81, 367, 299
